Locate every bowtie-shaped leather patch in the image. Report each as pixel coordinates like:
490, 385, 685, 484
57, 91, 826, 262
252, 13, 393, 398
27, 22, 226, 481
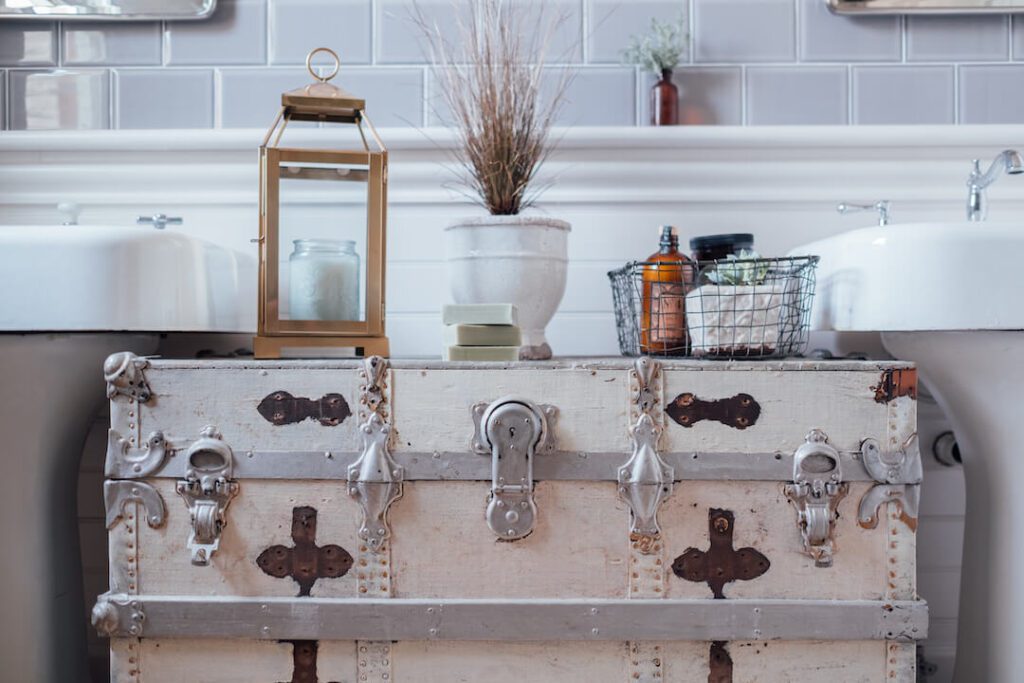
665, 392, 760, 430
258, 391, 351, 427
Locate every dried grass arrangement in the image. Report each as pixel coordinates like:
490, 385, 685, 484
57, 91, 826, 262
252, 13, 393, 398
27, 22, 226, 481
413, 0, 572, 215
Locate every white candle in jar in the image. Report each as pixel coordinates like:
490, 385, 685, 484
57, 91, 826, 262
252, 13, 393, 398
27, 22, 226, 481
288, 239, 360, 321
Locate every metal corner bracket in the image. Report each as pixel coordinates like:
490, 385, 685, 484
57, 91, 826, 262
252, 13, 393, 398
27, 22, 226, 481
175, 426, 239, 566
91, 592, 145, 638
106, 428, 168, 478
472, 396, 557, 540
857, 436, 923, 530
104, 480, 166, 530
784, 429, 849, 568
104, 351, 153, 403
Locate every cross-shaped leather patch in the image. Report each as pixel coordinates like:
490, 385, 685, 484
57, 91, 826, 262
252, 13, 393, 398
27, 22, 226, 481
258, 507, 353, 597
672, 508, 770, 599
708, 641, 733, 683
279, 640, 338, 683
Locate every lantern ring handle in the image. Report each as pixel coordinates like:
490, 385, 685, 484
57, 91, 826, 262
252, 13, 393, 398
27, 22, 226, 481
306, 47, 340, 83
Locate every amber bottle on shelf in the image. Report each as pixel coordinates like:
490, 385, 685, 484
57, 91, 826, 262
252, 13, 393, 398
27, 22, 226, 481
641, 225, 695, 355
651, 69, 679, 126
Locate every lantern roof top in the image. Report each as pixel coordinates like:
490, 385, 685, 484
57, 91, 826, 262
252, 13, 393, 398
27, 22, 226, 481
282, 47, 365, 115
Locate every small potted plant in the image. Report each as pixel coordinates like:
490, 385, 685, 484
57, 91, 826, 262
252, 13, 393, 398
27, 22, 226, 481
623, 16, 688, 126
686, 251, 788, 357
415, 0, 573, 360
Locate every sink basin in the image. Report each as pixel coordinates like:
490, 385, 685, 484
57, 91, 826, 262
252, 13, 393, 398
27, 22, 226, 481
0, 224, 255, 331
796, 221, 1024, 683
805, 221, 1024, 333
0, 223, 254, 682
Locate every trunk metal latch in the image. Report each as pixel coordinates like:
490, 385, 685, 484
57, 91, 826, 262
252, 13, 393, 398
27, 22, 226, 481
176, 426, 239, 566
472, 397, 557, 540
784, 429, 849, 568
620, 357, 674, 554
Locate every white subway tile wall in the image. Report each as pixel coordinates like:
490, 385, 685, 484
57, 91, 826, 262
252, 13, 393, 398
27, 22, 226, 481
907, 15, 1009, 62
798, 0, 901, 62
694, 0, 795, 63
587, 0, 686, 64
958, 64, 1024, 123
745, 65, 848, 124
115, 69, 215, 128
63, 22, 163, 66
8, 69, 110, 129
1, 0, 1023, 128
852, 65, 955, 124
0, 22, 58, 66
166, 0, 268, 65
270, 0, 372, 65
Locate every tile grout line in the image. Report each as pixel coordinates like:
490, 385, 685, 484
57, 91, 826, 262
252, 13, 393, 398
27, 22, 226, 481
214, 68, 223, 129
900, 15, 907, 63
846, 64, 853, 125
110, 67, 117, 129
1012, 16, 1018, 60
953, 63, 960, 125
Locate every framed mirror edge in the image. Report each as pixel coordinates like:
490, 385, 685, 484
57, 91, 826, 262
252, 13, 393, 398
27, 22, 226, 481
829, 0, 1024, 13
0, 0, 216, 21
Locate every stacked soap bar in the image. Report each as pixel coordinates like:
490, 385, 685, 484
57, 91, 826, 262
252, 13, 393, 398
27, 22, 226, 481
442, 304, 522, 361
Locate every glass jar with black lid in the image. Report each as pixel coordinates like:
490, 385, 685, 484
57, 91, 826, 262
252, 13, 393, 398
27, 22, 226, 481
690, 233, 754, 262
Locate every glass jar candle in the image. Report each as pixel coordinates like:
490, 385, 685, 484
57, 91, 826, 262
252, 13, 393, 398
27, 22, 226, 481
288, 239, 360, 321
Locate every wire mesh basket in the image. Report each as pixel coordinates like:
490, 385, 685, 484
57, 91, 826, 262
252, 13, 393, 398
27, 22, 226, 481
608, 255, 819, 359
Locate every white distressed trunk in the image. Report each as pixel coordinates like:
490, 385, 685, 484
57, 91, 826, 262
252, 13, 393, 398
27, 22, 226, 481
97, 357, 924, 682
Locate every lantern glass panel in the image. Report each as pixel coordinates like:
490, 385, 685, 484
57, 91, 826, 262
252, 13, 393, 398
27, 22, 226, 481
276, 158, 369, 326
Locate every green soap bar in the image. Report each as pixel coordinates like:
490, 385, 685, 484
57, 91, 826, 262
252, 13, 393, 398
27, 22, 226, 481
443, 324, 522, 347
442, 303, 518, 326
443, 345, 521, 361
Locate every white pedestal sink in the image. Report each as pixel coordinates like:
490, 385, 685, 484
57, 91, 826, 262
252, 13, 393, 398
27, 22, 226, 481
796, 222, 1023, 683
0, 224, 254, 683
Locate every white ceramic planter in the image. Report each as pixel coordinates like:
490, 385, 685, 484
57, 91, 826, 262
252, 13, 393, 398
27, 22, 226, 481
445, 216, 571, 360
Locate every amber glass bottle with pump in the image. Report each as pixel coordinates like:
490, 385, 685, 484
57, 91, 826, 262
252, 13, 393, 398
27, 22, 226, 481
641, 225, 695, 354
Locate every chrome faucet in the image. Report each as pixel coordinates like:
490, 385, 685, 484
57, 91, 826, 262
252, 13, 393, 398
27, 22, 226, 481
837, 200, 891, 226
967, 149, 1024, 222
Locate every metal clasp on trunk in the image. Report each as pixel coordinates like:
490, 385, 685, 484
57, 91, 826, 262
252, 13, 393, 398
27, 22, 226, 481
784, 429, 849, 568
619, 413, 673, 553
176, 427, 239, 566
857, 436, 922, 530
621, 357, 673, 553
472, 397, 556, 540
348, 411, 403, 552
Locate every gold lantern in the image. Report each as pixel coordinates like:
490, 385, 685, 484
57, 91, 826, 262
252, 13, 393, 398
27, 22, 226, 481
254, 47, 389, 359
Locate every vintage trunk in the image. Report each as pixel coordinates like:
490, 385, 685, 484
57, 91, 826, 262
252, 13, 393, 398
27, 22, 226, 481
93, 355, 926, 682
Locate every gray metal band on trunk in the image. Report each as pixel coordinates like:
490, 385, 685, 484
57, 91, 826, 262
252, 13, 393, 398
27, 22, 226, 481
98, 595, 928, 642
113, 449, 911, 483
